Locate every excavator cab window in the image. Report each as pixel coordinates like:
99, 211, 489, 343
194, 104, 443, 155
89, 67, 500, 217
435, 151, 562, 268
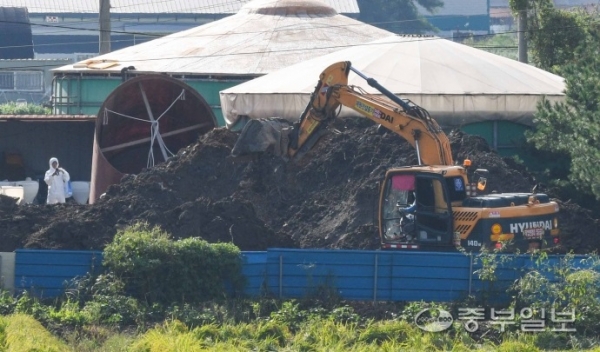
445, 176, 467, 203
414, 176, 453, 245
381, 174, 416, 242
381, 173, 454, 246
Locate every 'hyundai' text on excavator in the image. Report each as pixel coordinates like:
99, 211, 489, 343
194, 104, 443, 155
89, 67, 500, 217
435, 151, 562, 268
231, 61, 560, 252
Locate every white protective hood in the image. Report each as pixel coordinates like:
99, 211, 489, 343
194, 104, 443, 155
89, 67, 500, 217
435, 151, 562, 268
220, 35, 566, 128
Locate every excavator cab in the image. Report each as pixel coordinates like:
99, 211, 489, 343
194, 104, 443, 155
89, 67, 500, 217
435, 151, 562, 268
380, 167, 469, 250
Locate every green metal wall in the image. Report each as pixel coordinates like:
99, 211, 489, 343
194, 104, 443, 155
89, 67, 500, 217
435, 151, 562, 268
53, 75, 247, 127
54, 76, 121, 116
461, 120, 530, 157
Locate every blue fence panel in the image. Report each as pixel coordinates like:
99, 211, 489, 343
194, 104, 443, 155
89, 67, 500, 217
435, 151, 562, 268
265, 248, 380, 300
387, 251, 471, 302
241, 252, 268, 297
14, 249, 103, 298
264, 249, 478, 302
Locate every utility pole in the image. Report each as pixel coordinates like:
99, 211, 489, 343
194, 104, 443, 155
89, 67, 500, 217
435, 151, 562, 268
99, 0, 111, 54
518, 9, 528, 63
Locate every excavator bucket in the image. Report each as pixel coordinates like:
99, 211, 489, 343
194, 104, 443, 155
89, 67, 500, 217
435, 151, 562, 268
230, 118, 294, 159
229, 61, 352, 161
230, 117, 330, 161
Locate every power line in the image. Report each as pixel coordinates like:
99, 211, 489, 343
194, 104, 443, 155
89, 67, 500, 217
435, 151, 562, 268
0, 10, 506, 53
0, 4, 596, 69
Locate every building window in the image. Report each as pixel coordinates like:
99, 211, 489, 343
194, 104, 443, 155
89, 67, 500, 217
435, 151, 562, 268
0, 72, 12, 90
0, 71, 44, 91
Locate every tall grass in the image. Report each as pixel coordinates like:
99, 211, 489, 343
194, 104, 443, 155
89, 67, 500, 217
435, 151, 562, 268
4, 314, 70, 352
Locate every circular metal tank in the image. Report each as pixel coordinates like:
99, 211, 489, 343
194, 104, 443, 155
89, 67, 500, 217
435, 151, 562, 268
90, 74, 216, 203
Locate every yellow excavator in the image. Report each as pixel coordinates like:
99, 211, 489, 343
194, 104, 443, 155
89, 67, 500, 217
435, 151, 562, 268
231, 61, 560, 252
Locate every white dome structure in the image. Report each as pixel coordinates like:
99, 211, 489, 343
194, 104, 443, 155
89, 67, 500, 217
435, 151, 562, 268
220, 34, 566, 127
54, 0, 391, 76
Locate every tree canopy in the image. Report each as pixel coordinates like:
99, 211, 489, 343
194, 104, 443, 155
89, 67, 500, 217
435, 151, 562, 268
357, 0, 443, 34
510, 0, 591, 71
527, 8, 600, 200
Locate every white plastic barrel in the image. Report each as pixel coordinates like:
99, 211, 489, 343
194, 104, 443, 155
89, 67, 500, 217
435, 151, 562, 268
0, 186, 24, 203
15, 180, 39, 204
71, 181, 90, 204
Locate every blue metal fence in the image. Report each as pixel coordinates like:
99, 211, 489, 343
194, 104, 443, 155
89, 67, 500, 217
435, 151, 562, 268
14, 249, 103, 298
241, 251, 268, 297
12, 248, 593, 302
263, 249, 511, 302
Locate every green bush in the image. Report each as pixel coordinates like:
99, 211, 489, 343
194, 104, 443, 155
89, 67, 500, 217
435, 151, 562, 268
0, 102, 51, 115
14, 292, 50, 322
512, 253, 600, 337
0, 290, 16, 316
48, 299, 88, 327
102, 223, 245, 305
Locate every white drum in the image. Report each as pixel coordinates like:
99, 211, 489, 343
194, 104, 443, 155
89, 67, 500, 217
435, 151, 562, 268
71, 181, 90, 204
15, 180, 39, 204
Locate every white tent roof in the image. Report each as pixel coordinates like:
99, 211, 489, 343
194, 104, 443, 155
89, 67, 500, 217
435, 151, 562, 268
220, 35, 566, 128
53, 0, 390, 76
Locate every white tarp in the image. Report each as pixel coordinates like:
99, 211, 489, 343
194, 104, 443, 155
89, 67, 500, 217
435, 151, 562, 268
220, 35, 566, 128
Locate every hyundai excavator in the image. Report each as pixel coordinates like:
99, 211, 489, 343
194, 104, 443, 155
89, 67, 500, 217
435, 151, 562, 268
231, 61, 560, 252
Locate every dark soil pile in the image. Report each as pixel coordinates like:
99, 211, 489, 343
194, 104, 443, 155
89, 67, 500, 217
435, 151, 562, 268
1, 117, 598, 253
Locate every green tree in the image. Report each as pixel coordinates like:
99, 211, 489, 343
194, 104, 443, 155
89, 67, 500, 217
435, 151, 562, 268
509, 0, 589, 71
357, 0, 443, 34
528, 39, 600, 200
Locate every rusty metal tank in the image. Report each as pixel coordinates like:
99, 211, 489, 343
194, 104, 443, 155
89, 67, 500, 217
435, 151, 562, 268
90, 74, 216, 203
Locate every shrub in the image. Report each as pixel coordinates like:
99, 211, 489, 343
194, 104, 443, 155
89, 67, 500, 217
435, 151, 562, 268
13, 292, 49, 322
102, 223, 245, 305
0, 102, 51, 115
0, 290, 16, 315
511, 253, 600, 336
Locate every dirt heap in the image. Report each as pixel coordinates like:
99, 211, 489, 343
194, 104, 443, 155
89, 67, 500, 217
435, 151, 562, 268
0, 117, 598, 253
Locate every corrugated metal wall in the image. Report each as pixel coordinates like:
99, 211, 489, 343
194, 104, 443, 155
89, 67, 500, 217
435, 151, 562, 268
12, 248, 583, 303
14, 249, 102, 298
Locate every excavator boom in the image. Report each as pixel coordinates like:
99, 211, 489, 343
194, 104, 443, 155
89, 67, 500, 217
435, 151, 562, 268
231, 61, 453, 165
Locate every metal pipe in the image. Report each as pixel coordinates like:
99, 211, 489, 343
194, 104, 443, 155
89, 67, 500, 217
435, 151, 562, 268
279, 255, 283, 299
373, 254, 378, 302
468, 253, 473, 295
350, 65, 412, 112
100, 123, 211, 153
415, 139, 422, 165
518, 10, 528, 63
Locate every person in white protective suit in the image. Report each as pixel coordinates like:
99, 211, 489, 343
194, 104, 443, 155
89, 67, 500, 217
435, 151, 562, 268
44, 157, 70, 204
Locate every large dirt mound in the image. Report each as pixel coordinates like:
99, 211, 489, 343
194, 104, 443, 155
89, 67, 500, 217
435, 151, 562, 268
1, 117, 598, 253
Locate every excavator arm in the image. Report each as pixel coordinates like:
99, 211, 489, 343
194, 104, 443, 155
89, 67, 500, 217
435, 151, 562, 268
232, 61, 453, 166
